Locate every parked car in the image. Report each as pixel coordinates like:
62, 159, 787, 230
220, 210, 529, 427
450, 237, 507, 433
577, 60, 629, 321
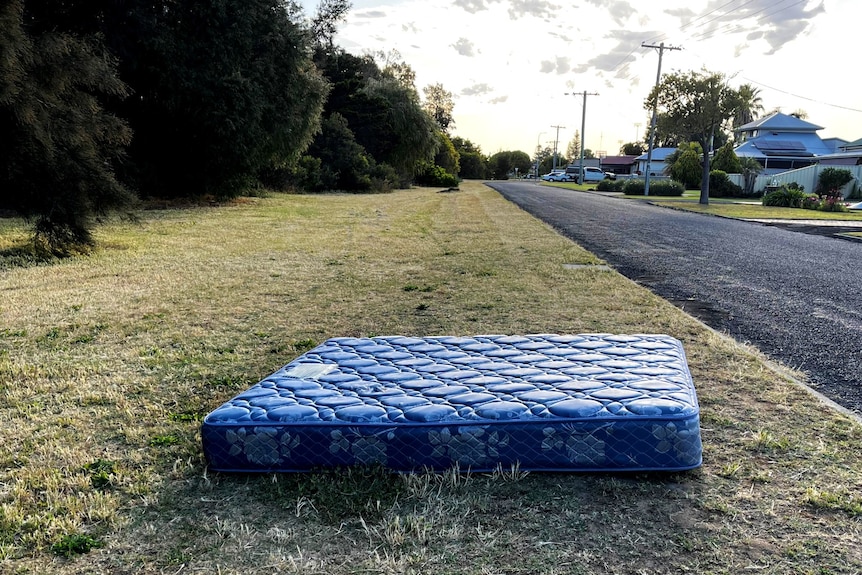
565, 166, 613, 183
547, 172, 573, 182
541, 170, 566, 181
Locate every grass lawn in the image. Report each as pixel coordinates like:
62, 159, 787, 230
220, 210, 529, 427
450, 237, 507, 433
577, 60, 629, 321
643, 193, 862, 221
1, 181, 861, 574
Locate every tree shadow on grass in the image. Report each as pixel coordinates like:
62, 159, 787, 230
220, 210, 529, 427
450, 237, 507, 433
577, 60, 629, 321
0, 243, 61, 270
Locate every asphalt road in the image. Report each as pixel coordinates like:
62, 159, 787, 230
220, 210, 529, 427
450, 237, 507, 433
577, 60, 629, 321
487, 180, 862, 415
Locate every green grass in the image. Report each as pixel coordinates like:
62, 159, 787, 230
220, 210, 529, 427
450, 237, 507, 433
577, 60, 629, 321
1, 182, 861, 574
645, 196, 862, 220
541, 180, 602, 192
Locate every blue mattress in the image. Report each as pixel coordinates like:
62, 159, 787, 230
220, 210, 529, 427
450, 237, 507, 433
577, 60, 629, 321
201, 334, 702, 473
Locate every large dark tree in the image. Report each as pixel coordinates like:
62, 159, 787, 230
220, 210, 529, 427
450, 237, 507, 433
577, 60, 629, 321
109, 0, 328, 198
0, 0, 136, 252
646, 69, 740, 204
305, 113, 373, 191
19, 0, 328, 199
312, 47, 438, 187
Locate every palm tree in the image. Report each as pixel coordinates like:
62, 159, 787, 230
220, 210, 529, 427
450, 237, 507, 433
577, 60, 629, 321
735, 84, 764, 129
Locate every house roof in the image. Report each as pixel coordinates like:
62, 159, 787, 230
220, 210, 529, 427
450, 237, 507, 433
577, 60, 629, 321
633, 148, 676, 161
736, 111, 823, 134
734, 133, 833, 159
600, 155, 637, 165
823, 137, 850, 153
839, 137, 862, 151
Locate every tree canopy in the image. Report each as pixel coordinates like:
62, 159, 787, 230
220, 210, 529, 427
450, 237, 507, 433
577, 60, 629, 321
451, 137, 487, 180
110, 0, 329, 198
310, 47, 439, 188
423, 83, 455, 134
0, 0, 136, 252
489, 151, 531, 179
647, 69, 740, 204
620, 142, 645, 156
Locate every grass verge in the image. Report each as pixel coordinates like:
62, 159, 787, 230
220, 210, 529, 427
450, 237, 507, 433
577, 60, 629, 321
644, 196, 862, 220
1, 181, 860, 574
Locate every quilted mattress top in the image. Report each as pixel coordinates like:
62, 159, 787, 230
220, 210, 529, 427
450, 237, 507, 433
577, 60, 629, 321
204, 334, 698, 427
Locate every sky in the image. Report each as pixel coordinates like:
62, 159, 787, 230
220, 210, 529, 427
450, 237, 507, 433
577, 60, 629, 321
298, 0, 862, 158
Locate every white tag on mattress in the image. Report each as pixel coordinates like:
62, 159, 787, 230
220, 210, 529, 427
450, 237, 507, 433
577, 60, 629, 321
284, 363, 337, 380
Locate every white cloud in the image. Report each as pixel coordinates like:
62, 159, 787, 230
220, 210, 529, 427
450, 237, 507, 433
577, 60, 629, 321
304, 0, 862, 155
506, 0, 559, 19
452, 38, 477, 57
462, 83, 494, 96
453, 0, 499, 14
540, 56, 571, 75
355, 9, 387, 18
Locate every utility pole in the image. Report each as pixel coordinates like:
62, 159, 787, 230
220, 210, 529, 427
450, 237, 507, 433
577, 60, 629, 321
550, 124, 565, 171
642, 41, 681, 196
535, 131, 545, 179
566, 91, 598, 183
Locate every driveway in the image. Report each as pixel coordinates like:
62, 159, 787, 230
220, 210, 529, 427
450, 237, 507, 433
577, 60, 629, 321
487, 180, 862, 415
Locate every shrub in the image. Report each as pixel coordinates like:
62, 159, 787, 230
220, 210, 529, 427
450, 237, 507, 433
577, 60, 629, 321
369, 162, 399, 193
595, 179, 625, 192
709, 170, 743, 198
802, 194, 849, 213
802, 194, 821, 210
623, 179, 684, 196
817, 167, 853, 197
762, 185, 808, 207
711, 143, 742, 174
668, 145, 703, 189
818, 196, 849, 212
414, 162, 460, 188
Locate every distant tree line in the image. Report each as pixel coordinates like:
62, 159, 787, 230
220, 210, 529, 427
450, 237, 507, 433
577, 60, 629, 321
0, 0, 496, 253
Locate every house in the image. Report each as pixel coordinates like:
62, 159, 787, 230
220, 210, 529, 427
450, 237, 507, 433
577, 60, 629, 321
632, 148, 677, 176
823, 137, 850, 154
733, 112, 833, 175
600, 155, 638, 177
814, 138, 862, 167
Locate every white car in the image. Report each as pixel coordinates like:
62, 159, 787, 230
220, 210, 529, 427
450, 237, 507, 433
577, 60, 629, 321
541, 171, 566, 181
547, 172, 573, 182
566, 166, 612, 183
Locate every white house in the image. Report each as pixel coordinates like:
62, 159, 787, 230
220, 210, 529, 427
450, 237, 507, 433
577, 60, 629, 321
632, 147, 677, 176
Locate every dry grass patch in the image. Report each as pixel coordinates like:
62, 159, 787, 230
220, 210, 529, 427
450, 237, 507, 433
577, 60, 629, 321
0, 182, 860, 574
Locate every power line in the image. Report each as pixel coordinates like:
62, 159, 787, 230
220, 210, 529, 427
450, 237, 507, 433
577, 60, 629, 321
740, 77, 862, 114
688, 0, 806, 43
